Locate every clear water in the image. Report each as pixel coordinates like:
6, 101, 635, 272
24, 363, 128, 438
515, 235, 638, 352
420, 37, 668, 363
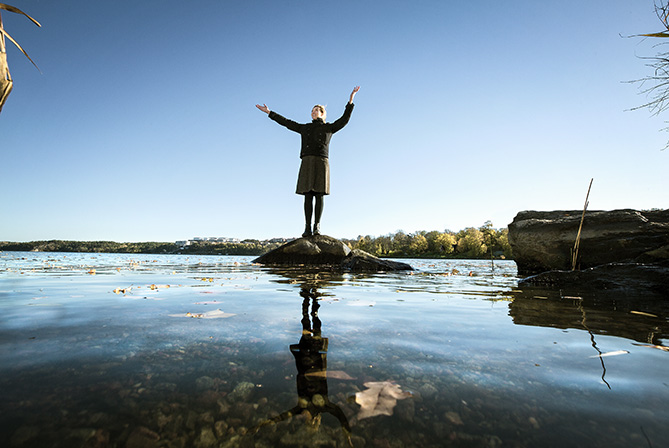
0, 252, 667, 447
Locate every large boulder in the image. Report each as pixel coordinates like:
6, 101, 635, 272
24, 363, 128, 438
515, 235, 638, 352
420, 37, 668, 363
253, 235, 413, 272
508, 209, 669, 276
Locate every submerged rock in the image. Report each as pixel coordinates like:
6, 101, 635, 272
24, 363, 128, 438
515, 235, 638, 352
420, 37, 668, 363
508, 209, 669, 276
253, 235, 412, 272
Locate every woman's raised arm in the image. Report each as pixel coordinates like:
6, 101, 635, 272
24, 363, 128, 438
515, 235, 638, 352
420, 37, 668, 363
348, 86, 360, 104
255, 103, 270, 114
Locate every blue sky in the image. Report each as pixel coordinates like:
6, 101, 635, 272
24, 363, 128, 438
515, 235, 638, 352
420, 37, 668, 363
1, 0, 667, 242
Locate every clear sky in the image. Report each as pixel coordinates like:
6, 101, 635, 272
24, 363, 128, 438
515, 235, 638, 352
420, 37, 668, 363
1, 0, 667, 242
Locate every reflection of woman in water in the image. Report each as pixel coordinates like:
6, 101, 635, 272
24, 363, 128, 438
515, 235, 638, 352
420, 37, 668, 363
256, 87, 359, 237
251, 285, 351, 444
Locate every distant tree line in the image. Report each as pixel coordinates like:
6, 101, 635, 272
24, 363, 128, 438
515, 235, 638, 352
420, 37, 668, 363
344, 222, 512, 259
0, 240, 178, 254
0, 239, 284, 256
0, 222, 513, 259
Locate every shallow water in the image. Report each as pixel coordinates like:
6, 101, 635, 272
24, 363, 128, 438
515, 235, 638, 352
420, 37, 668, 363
0, 252, 667, 447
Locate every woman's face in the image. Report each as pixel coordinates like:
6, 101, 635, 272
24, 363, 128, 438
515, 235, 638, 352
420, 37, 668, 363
311, 106, 325, 121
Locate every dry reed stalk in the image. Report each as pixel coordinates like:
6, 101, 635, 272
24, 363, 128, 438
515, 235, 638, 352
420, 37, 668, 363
571, 178, 593, 271
0, 4, 41, 113
0, 11, 12, 113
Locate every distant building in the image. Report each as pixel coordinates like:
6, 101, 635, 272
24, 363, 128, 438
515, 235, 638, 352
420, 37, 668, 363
175, 240, 191, 250
176, 237, 282, 247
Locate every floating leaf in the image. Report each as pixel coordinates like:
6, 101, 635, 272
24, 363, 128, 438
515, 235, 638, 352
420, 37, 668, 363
590, 350, 629, 358
355, 381, 412, 420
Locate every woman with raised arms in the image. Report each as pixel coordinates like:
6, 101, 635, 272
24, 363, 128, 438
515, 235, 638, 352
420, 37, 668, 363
256, 86, 360, 237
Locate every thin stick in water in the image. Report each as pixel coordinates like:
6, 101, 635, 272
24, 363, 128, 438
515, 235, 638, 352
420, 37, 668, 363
572, 178, 593, 271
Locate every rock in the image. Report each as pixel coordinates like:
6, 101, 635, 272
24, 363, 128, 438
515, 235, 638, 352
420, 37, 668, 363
125, 426, 160, 448
518, 261, 669, 297
445, 411, 464, 426
193, 427, 217, 448
10, 425, 40, 446
195, 376, 215, 391
227, 381, 255, 402
214, 420, 229, 438
253, 235, 413, 272
341, 249, 414, 272
254, 235, 350, 265
508, 209, 669, 276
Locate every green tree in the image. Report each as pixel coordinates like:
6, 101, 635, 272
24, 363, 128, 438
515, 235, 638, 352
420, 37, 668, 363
392, 230, 409, 255
434, 232, 456, 255
408, 233, 428, 255
496, 228, 513, 259
456, 227, 487, 258
376, 235, 392, 255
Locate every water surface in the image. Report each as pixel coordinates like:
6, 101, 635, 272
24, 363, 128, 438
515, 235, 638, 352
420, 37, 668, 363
1, 252, 667, 447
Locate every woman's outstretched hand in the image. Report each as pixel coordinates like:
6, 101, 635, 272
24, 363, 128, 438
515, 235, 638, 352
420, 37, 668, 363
255, 104, 270, 114
349, 86, 360, 104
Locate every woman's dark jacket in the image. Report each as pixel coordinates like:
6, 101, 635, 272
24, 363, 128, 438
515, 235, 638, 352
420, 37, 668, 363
268, 103, 354, 158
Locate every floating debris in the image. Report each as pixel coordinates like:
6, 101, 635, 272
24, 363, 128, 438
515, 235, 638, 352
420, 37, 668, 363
632, 343, 669, 352
630, 311, 658, 318
304, 370, 355, 380
590, 350, 630, 358
113, 287, 132, 294
169, 309, 236, 319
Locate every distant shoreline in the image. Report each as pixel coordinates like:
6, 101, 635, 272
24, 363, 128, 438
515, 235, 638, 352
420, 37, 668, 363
0, 240, 276, 256
0, 230, 513, 260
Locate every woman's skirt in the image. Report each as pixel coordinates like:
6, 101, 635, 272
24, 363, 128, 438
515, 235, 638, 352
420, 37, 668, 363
296, 155, 330, 195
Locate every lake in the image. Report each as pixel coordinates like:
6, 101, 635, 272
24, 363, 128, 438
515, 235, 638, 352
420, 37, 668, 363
1, 251, 667, 447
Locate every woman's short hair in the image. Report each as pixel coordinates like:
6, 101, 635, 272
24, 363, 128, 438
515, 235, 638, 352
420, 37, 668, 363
312, 105, 326, 117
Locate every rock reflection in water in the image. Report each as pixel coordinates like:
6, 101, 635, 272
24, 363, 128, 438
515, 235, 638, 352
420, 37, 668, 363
510, 287, 669, 389
509, 288, 669, 345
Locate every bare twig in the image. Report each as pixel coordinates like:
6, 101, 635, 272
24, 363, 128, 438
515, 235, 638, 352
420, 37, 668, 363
629, 1, 669, 149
